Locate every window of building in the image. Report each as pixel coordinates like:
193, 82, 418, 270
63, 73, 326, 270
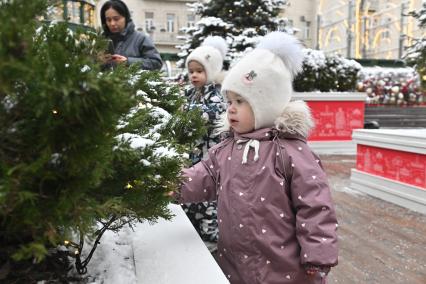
382, 18, 391, 39
50, 2, 65, 22
83, 2, 94, 26
304, 21, 311, 39
167, 13, 175, 32
66, 1, 80, 24
187, 14, 195, 28
145, 12, 154, 31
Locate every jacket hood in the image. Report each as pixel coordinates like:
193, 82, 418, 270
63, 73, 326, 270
215, 100, 315, 138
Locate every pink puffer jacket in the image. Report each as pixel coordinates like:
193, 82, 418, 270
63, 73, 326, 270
180, 101, 338, 284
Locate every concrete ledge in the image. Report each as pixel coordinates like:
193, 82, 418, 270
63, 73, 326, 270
352, 129, 426, 154
132, 204, 229, 284
293, 92, 366, 101
308, 140, 356, 155
350, 169, 426, 215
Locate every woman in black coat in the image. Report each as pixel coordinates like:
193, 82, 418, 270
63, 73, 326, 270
100, 0, 163, 70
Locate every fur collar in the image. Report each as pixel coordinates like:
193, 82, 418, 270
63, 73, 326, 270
215, 100, 314, 138
274, 100, 314, 138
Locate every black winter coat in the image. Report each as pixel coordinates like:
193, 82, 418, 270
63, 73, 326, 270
105, 21, 162, 71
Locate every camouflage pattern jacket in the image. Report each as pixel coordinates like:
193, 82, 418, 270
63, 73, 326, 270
184, 83, 226, 164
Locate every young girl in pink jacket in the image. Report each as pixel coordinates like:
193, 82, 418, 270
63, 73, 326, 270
179, 32, 338, 284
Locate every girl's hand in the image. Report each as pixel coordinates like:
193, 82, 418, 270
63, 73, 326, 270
305, 267, 317, 277
304, 264, 330, 277
166, 190, 180, 204
111, 54, 127, 63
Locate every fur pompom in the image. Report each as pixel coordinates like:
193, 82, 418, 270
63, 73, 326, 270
202, 36, 228, 60
274, 100, 314, 138
257, 32, 304, 78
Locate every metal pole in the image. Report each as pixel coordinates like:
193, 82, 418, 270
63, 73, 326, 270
362, 16, 367, 58
398, 3, 406, 59
316, 14, 321, 50
347, 0, 354, 58
63, 0, 68, 21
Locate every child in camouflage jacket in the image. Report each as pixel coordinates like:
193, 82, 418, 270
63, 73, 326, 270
182, 36, 228, 247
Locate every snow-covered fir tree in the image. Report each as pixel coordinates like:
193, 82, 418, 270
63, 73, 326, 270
0, 0, 204, 281
293, 49, 362, 92
177, 0, 292, 69
405, 2, 426, 89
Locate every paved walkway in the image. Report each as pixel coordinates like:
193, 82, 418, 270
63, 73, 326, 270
321, 155, 426, 284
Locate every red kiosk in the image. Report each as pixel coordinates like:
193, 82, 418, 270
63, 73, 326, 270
293, 92, 366, 154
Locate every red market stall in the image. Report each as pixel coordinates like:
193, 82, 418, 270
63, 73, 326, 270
293, 92, 366, 154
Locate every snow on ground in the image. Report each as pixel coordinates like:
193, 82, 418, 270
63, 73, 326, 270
83, 226, 137, 284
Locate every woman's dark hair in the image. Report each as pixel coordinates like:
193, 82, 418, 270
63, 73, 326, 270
100, 0, 131, 33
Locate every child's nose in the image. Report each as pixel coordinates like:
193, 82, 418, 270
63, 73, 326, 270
228, 104, 236, 113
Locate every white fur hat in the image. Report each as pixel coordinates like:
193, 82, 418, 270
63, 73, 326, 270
186, 36, 228, 83
221, 32, 304, 129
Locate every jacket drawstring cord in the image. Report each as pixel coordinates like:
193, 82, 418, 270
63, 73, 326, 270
236, 139, 260, 164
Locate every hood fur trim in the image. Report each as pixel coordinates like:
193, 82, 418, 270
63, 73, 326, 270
213, 70, 228, 85
274, 100, 314, 138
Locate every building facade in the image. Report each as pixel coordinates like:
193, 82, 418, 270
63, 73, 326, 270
316, 0, 424, 59
279, 0, 319, 49
95, 0, 317, 56
92, 0, 424, 61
